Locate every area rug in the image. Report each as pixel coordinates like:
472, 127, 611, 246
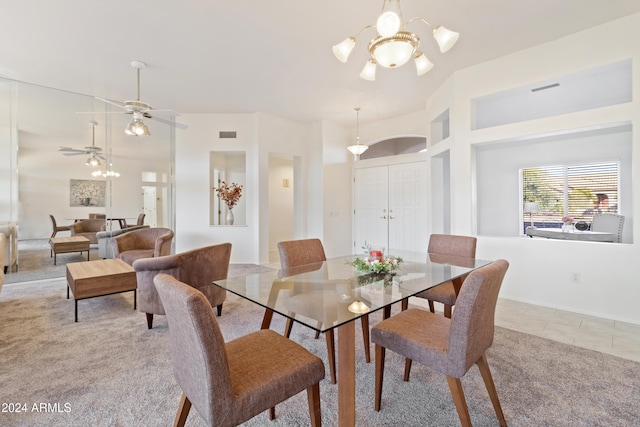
0, 272, 638, 426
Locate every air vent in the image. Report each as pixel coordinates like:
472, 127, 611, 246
219, 131, 237, 139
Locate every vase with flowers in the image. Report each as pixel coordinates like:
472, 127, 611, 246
561, 216, 574, 232
348, 242, 403, 287
214, 181, 243, 225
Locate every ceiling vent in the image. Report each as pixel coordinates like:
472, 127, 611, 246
219, 131, 237, 139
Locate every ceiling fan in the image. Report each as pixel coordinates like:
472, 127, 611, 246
80, 60, 188, 136
59, 121, 105, 165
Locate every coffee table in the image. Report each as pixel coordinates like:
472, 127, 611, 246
66, 259, 137, 322
50, 236, 90, 265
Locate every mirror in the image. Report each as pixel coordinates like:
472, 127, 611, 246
0, 76, 175, 281
210, 151, 246, 226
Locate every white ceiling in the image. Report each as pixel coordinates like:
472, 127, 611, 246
1, 0, 640, 125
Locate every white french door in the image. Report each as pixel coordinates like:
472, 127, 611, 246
354, 162, 427, 255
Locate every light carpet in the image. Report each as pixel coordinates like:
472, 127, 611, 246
1, 269, 639, 426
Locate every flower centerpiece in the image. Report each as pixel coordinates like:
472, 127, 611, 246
214, 181, 243, 225
348, 242, 403, 287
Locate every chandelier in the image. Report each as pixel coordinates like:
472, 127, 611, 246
332, 0, 459, 81
92, 166, 120, 178
347, 107, 368, 159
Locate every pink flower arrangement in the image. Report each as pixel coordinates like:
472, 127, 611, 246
562, 216, 573, 225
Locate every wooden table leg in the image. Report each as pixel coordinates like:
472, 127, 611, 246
337, 321, 356, 427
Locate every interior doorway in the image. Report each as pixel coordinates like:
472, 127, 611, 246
268, 154, 295, 264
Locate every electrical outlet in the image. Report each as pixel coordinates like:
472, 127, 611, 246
570, 272, 581, 283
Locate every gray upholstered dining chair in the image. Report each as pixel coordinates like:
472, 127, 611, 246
372, 259, 509, 427
133, 243, 231, 329
276, 238, 371, 384
404, 234, 477, 318
154, 273, 324, 427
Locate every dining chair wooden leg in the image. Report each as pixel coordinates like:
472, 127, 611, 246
361, 315, 370, 363
314, 321, 322, 339
307, 383, 321, 427
401, 298, 408, 311
445, 375, 472, 427
173, 392, 191, 427
260, 309, 274, 329
476, 354, 507, 427
326, 330, 337, 384
374, 344, 385, 411
428, 300, 435, 313
216, 303, 223, 317
268, 406, 276, 420
284, 317, 294, 338
403, 358, 412, 382
146, 313, 154, 329
444, 304, 452, 318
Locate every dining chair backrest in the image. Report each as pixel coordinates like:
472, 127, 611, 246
136, 213, 146, 226
591, 213, 624, 243
154, 274, 232, 426
428, 234, 477, 258
277, 238, 326, 268
447, 259, 509, 378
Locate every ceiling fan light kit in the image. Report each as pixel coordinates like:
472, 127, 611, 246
59, 120, 106, 164
125, 111, 151, 136
333, 0, 459, 81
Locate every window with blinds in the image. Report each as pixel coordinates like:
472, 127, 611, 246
522, 162, 619, 231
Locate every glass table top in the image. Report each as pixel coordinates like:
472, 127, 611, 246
213, 251, 492, 333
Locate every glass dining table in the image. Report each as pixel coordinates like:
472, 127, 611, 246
213, 251, 492, 426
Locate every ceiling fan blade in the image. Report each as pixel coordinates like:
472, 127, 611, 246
59, 146, 84, 152
146, 108, 180, 116
76, 111, 127, 115
95, 96, 127, 110
62, 152, 86, 156
147, 115, 189, 130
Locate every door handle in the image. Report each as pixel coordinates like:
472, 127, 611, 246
380, 215, 387, 219
389, 216, 395, 219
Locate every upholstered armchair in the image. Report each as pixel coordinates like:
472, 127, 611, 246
70, 219, 106, 244
96, 225, 150, 259
132, 243, 231, 329
111, 227, 173, 266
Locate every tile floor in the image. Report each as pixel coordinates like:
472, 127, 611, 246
266, 251, 640, 363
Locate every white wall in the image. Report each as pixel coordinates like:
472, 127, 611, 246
176, 113, 337, 264
423, 13, 640, 324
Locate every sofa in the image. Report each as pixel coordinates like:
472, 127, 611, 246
0, 224, 18, 274
70, 219, 106, 244
96, 225, 150, 259
111, 227, 174, 265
